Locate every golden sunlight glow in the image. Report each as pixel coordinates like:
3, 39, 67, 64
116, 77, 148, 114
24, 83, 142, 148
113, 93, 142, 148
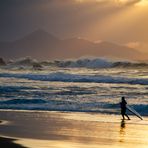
76, 0, 84, 2
75, 0, 148, 6
135, 0, 148, 6
12, 112, 148, 148
74, 0, 148, 46
116, 0, 130, 3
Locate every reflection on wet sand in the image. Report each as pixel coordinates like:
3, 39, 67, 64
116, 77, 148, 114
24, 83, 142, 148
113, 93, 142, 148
0, 110, 148, 148
119, 119, 126, 143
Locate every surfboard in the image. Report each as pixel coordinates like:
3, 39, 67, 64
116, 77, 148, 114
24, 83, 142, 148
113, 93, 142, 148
126, 105, 143, 120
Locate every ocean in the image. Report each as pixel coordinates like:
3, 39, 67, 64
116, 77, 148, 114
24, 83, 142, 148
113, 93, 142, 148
0, 57, 148, 115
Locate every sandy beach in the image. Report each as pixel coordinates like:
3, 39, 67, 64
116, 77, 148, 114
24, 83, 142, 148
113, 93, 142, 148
0, 110, 148, 148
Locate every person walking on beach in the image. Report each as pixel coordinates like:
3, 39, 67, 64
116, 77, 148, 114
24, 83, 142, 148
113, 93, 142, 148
120, 97, 130, 120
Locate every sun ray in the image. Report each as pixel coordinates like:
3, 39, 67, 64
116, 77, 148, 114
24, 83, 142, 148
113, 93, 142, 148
135, 0, 148, 6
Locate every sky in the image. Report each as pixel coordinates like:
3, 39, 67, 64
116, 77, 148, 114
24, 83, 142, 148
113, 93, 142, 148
1, 0, 148, 52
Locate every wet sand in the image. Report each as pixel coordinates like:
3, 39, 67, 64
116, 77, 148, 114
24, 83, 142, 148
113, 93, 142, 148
0, 110, 148, 148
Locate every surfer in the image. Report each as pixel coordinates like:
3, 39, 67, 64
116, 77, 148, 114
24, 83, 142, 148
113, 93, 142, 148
120, 97, 130, 120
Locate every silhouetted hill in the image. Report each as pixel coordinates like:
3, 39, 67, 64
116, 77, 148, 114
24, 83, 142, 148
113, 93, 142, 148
15, 29, 59, 44
0, 29, 146, 60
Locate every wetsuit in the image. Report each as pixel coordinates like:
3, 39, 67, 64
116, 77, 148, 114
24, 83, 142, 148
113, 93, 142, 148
120, 100, 127, 115
120, 99, 130, 120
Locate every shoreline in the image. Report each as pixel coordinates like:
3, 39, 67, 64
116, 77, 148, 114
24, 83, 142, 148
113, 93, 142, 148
0, 108, 147, 118
0, 110, 148, 148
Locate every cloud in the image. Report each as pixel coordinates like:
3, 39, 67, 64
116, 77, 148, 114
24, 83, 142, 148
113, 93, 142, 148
135, 0, 148, 6
116, 0, 140, 5
75, 0, 140, 5
125, 42, 140, 49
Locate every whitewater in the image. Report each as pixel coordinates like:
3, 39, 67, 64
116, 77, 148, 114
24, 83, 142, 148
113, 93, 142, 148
0, 57, 148, 115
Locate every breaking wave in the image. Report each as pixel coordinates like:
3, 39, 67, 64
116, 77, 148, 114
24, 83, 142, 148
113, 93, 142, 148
54, 58, 113, 68
0, 72, 148, 85
49, 58, 148, 69
1, 57, 148, 69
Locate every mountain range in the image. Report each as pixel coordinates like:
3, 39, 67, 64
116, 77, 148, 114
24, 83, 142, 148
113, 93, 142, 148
0, 29, 147, 60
